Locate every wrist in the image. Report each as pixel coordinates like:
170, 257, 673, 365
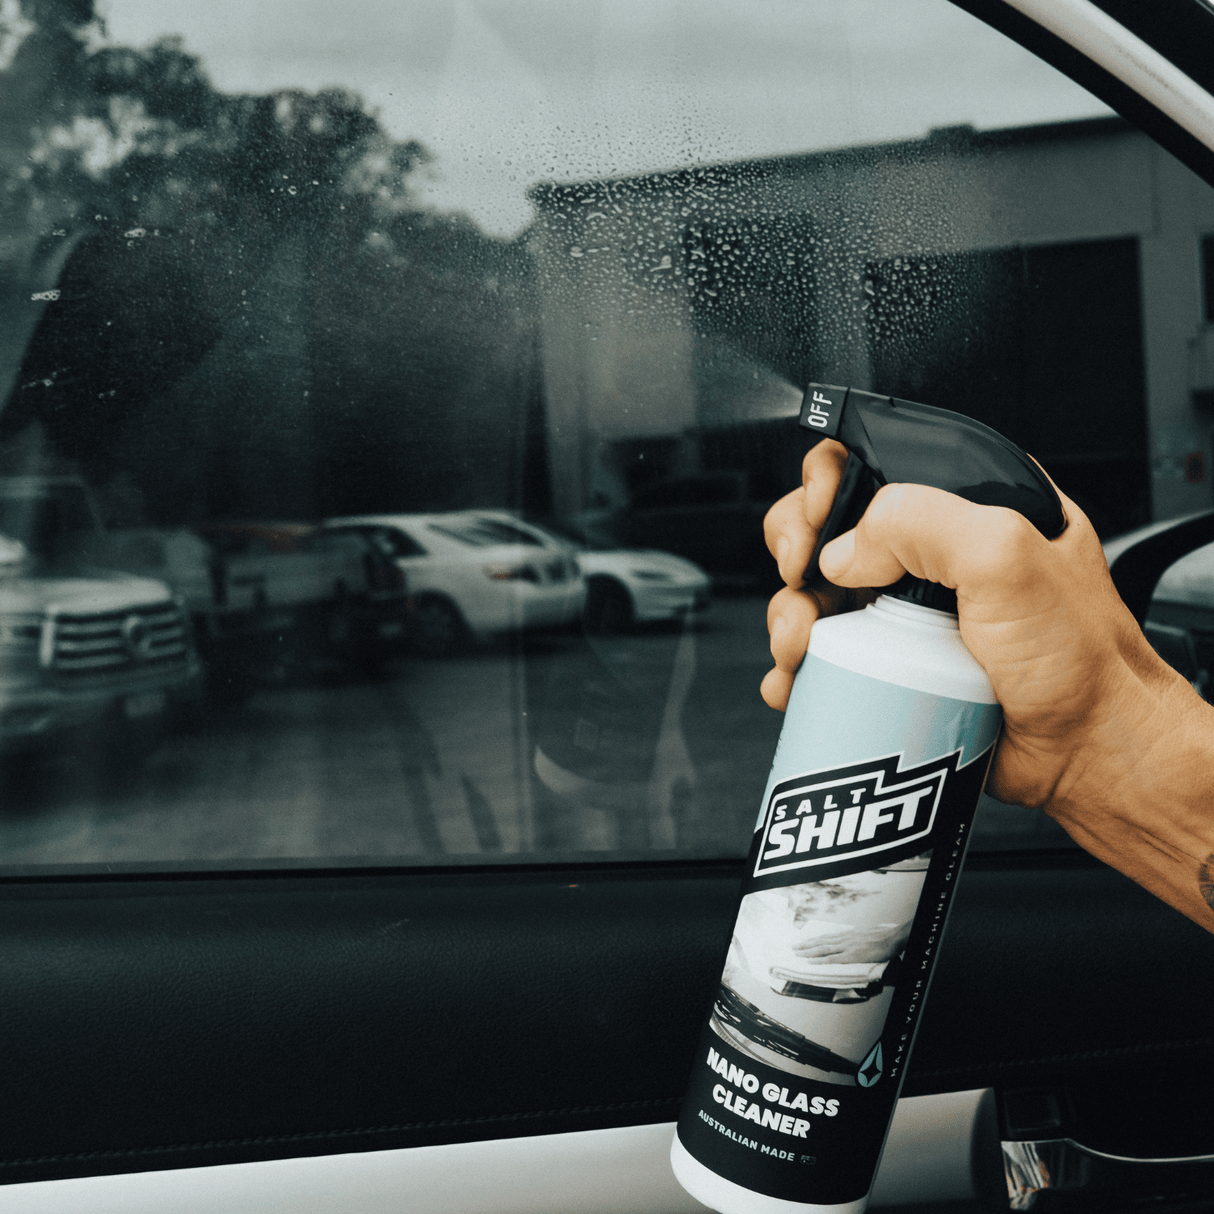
1046, 654, 1214, 927
1048, 644, 1188, 822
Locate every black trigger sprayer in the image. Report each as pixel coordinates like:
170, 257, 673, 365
672, 385, 1065, 1213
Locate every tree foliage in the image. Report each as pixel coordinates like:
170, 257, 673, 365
0, 0, 542, 523
2, 0, 430, 236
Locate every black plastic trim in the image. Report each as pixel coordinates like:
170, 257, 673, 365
0, 846, 1101, 884
3, 857, 1212, 1185
1107, 512, 1214, 625
949, 0, 1214, 190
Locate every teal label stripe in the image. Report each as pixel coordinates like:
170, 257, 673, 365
757, 653, 1002, 830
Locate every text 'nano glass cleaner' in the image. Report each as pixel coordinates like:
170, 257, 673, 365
671, 384, 1066, 1213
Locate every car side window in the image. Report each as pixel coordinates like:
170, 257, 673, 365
427, 519, 546, 547
1, 0, 1211, 874
380, 528, 429, 558
296, 532, 354, 556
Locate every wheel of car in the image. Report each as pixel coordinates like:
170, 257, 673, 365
411, 594, 471, 657
584, 576, 634, 635
323, 581, 355, 649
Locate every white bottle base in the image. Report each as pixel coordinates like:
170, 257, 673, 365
670, 1132, 869, 1214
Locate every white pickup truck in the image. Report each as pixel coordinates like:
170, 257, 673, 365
0, 476, 200, 752
86, 521, 410, 699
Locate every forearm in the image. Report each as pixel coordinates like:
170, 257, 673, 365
1044, 665, 1214, 932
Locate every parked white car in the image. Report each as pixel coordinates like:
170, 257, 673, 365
0, 479, 201, 752
326, 511, 585, 654
515, 514, 712, 633
579, 546, 711, 632
515, 524, 710, 635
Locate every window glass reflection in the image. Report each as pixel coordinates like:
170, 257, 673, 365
4, 0, 1205, 872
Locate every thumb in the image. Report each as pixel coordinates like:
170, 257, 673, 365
817, 482, 1006, 593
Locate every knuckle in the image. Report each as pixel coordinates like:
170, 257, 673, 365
763, 490, 801, 551
767, 584, 812, 627
959, 506, 1052, 596
979, 508, 1040, 569
859, 483, 911, 534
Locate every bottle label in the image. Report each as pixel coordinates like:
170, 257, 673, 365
676, 656, 1001, 1206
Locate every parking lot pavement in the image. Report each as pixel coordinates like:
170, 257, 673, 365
0, 597, 779, 871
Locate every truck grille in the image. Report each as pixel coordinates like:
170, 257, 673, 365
49, 602, 190, 678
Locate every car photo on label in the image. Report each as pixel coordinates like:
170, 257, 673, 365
716, 857, 931, 1087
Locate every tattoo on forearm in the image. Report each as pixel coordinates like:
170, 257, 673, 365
1199, 855, 1214, 914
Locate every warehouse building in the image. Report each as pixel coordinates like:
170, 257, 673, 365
530, 116, 1214, 540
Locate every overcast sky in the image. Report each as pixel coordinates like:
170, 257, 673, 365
98, 0, 1111, 237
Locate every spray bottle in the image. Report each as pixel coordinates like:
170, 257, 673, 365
670, 384, 1066, 1213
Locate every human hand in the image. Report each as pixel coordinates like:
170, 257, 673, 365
761, 439, 1214, 929
762, 439, 1173, 808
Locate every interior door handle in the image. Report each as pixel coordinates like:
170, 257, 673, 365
1105, 510, 1214, 626
1003, 1137, 1214, 1210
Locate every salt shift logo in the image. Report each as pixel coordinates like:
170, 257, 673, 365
754, 751, 958, 877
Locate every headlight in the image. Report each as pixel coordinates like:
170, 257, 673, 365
630, 569, 674, 581
484, 563, 540, 583
0, 614, 44, 648
0, 613, 45, 675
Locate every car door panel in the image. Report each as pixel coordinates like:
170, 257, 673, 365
3, 856, 1213, 1189
1, 1091, 998, 1214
